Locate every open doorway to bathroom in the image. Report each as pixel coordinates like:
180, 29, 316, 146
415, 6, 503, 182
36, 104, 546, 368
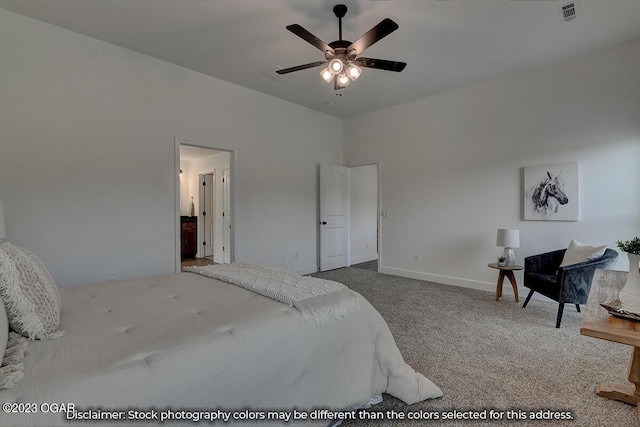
348, 163, 379, 272
175, 139, 235, 272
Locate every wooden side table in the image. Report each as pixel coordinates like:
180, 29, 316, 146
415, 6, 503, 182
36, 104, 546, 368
488, 263, 523, 302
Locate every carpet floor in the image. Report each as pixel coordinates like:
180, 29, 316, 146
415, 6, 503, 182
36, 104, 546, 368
313, 268, 636, 426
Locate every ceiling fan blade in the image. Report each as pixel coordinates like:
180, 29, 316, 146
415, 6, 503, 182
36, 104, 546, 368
286, 24, 334, 54
276, 61, 327, 75
347, 18, 399, 55
354, 57, 407, 72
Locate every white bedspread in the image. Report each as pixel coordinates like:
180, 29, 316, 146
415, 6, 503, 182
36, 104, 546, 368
0, 272, 442, 426
186, 263, 360, 327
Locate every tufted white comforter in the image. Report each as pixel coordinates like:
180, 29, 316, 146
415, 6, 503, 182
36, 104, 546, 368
0, 272, 442, 426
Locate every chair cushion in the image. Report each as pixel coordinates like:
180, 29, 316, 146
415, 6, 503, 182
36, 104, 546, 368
559, 239, 607, 267
527, 272, 557, 284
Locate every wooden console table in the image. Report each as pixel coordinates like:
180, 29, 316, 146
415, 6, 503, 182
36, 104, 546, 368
580, 269, 640, 420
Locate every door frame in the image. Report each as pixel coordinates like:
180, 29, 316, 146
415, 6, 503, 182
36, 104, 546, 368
174, 138, 237, 273
345, 161, 381, 272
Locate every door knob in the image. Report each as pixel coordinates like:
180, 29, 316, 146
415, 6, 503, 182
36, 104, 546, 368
321, 221, 327, 225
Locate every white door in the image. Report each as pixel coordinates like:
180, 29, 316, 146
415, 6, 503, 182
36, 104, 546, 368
223, 168, 231, 264
201, 173, 214, 257
319, 164, 349, 271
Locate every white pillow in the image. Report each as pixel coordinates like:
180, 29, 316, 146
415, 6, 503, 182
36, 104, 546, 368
559, 239, 607, 267
0, 242, 63, 340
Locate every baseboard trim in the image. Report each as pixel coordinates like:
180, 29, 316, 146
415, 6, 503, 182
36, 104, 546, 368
292, 265, 318, 276
350, 254, 378, 265
379, 266, 524, 298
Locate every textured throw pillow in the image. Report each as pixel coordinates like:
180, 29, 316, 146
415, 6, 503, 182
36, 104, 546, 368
1, 295, 28, 389
0, 297, 7, 365
559, 239, 607, 267
0, 242, 63, 340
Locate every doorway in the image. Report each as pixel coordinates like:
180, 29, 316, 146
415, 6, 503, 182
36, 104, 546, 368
175, 139, 236, 273
348, 163, 379, 271
318, 163, 380, 272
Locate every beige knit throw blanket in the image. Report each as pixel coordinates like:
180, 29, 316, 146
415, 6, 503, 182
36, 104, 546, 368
185, 263, 360, 327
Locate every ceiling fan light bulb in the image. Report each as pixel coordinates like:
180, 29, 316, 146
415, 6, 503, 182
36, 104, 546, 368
337, 72, 351, 87
345, 63, 362, 81
320, 67, 334, 83
329, 58, 343, 74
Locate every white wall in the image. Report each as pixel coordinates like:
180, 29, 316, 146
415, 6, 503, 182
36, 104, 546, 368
349, 164, 378, 265
0, 9, 343, 286
344, 40, 640, 296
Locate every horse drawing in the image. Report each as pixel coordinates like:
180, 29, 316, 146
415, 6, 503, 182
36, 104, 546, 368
529, 171, 569, 217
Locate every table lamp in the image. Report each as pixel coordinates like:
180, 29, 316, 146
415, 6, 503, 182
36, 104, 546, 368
0, 201, 7, 241
496, 228, 519, 266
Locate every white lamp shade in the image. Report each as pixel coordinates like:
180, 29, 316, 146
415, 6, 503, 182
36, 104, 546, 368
496, 228, 519, 248
345, 63, 362, 81
336, 72, 351, 88
320, 67, 333, 83
0, 202, 7, 240
328, 58, 343, 74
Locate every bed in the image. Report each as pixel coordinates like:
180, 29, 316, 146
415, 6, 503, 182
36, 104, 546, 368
0, 263, 442, 427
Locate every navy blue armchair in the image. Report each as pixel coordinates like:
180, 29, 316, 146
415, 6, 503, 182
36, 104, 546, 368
522, 248, 618, 328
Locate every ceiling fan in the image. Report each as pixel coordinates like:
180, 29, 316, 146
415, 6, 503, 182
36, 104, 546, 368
276, 4, 407, 90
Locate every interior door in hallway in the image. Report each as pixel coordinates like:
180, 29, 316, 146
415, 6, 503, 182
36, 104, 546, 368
223, 168, 231, 264
201, 173, 214, 257
319, 164, 349, 272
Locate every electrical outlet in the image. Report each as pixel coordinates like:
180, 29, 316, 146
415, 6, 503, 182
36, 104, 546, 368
281, 256, 286, 263
413, 254, 421, 262
294, 253, 299, 261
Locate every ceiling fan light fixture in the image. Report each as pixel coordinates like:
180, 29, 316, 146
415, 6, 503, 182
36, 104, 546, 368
345, 63, 362, 81
328, 58, 344, 74
336, 72, 351, 88
320, 67, 334, 83
278, 4, 405, 92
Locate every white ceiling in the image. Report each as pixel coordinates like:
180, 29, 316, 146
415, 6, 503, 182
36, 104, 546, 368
1, 0, 639, 119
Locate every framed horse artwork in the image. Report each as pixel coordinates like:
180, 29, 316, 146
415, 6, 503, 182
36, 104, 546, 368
524, 162, 579, 221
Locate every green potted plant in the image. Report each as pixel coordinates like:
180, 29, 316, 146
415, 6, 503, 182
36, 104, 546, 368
497, 255, 507, 267
617, 237, 640, 255
616, 237, 640, 313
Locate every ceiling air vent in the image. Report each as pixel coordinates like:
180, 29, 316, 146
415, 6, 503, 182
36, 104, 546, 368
559, 2, 577, 22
